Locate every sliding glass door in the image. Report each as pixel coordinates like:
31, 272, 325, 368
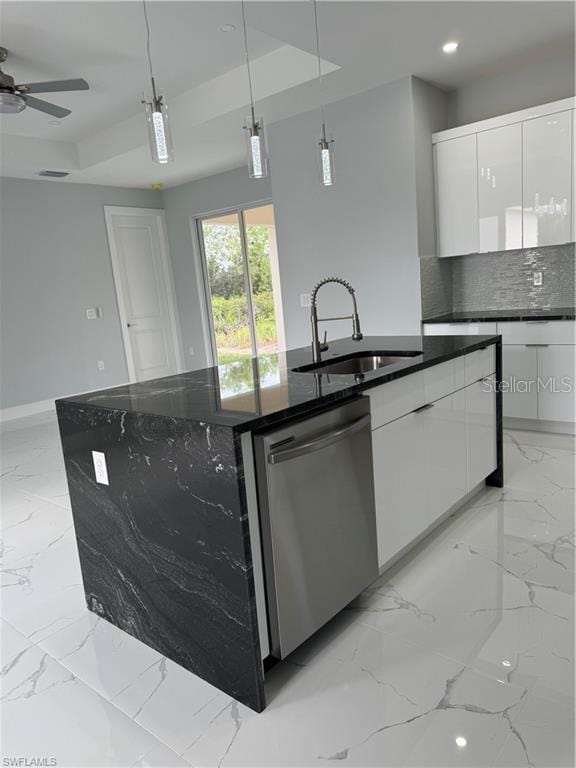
198, 204, 284, 365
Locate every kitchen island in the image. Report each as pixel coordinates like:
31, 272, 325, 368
56, 334, 502, 712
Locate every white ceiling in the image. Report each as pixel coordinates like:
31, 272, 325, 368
0, 0, 573, 188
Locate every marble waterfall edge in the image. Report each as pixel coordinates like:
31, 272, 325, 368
56, 401, 265, 712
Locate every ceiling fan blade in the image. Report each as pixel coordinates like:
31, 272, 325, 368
24, 95, 71, 118
17, 78, 89, 94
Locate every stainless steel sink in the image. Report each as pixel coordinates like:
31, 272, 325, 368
293, 351, 420, 375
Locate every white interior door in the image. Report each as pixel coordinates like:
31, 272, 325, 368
105, 207, 182, 382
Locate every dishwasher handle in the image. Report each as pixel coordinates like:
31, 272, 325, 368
267, 413, 371, 465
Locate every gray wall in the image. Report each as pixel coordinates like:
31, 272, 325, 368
447, 50, 575, 127
162, 167, 272, 369
412, 78, 448, 259
0, 178, 162, 410
267, 77, 429, 349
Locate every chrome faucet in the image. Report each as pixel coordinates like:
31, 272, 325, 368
310, 277, 363, 363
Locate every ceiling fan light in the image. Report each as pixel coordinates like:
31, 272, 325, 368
0, 92, 26, 114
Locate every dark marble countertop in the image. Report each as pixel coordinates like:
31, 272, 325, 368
58, 335, 499, 432
422, 307, 575, 324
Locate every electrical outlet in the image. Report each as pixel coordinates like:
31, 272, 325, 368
300, 293, 312, 308
533, 271, 543, 286
86, 308, 98, 320
92, 451, 109, 485
189, 346, 195, 357
97, 360, 105, 371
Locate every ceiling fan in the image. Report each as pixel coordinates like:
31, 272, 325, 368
0, 46, 89, 118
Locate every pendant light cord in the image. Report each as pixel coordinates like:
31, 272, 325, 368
312, 0, 326, 131
241, 0, 256, 122
142, 0, 156, 97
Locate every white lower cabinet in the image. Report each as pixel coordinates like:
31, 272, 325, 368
502, 345, 538, 419
372, 412, 428, 568
422, 390, 468, 522
466, 376, 497, 489
423, 321, 575, 429
372, 358, 496, 570
537, 346, 576, 422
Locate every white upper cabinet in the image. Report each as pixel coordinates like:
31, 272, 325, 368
477, 124, 522, 252
433, 99, 575, 257
435, 134, 479, 258
522, 110, 572, 248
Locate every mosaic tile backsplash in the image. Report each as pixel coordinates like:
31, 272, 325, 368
421, 243, 575, 318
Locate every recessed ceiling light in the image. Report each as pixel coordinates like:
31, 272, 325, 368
455, 737, 468, 749
220, 24, 236, 33
443, 41, 459, 54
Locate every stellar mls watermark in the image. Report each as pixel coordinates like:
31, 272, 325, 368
482, 376, 574, 394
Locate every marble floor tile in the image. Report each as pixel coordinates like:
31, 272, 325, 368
1, 523, 88, 642
493, 691, 575, 767
180, 619, 526, 768
112, 654, 227, 757
38, 613, 164, 701
1, 414, 573, 767
1, 619, 33, 668
131, 743, 192, 767
503, 429, 575, 453
1, 440, 71, 507
1, 642, 175, 767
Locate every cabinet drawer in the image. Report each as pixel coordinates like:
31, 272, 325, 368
464, 346, 496, 386
423, 322, 498, 336
368, 372, 425, 430
497, 321, 575, 345
423, 357, 465, 402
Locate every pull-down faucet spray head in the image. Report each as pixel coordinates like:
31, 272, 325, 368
310, 277, 363, 362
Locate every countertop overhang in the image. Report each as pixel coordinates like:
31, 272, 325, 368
422, 307, 575, 324
57, 334, 500, 432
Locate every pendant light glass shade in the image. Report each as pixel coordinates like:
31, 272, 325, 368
144, 89, 173, 164
319, 131, 335, 187
312, 0, 334, 188
141, 0, 174, 165
241, 1, 267, 180
244, 114, 268, 179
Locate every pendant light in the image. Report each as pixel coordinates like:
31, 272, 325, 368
241, 0, 268, 179
141, 0, 174, 164
313, 0, 334, 187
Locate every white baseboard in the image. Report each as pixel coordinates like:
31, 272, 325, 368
0, 398, 57, 423
504, 416, 575, 436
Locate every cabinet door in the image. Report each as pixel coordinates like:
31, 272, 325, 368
477, 124, 522, 252
435, 135, 479, 257
523, 110, 572, 247
466, 378, 497, 489
537, 346, 576, 423
422, 390, 468, 522
502, 345, 538, 419
372, 413, 427, 569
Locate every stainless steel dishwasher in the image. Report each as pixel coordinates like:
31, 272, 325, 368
254, 398, 377, 659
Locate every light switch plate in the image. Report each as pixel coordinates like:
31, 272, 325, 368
533, 271, 543, 286
300, 293, 312, 308
86, 308, 98, 320
92, 451, 109, 485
